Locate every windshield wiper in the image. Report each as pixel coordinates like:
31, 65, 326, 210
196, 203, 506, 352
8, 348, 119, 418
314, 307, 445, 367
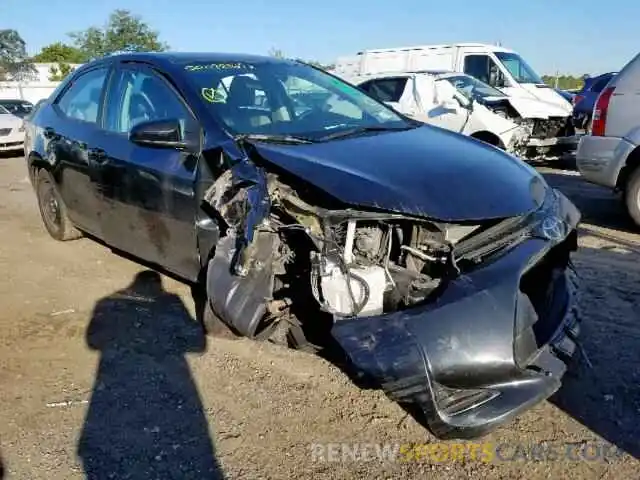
317, 125, 417, 142
234, 133, 314, 145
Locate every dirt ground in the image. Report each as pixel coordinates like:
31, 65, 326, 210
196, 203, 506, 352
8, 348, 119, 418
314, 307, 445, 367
0, 154, 638, 479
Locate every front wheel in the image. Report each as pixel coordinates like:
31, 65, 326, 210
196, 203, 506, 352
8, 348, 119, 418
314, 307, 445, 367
35, 169, 81, 241
624, 167, 640, 227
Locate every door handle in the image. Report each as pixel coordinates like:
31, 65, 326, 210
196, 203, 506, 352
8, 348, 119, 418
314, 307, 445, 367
43, 127, 56, 139
88, 148, 108, 164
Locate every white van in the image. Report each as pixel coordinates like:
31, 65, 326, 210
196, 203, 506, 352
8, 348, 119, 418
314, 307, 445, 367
576, 52, 640, 226
347, 70, 532, 156
333, 43, 577, 159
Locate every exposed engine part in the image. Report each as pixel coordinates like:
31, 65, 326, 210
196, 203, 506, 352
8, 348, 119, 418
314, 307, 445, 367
354, 227, 384, 261
306, 217, 458, 318
314, 254, 386, 317
203, 170, 496, 332
531, 117, 570, 139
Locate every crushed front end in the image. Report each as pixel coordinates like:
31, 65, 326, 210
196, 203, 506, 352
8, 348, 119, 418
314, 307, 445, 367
201, 143, 582, 439
523, 116, 579, 161
326, 188, 582, 439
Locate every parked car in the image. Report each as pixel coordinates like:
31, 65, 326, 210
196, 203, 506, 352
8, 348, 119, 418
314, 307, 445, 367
0, 104, 25, 153
0, 99, 34, 119
25, 52, 582, 439
348, 70, 532, 156
554, 88, 575, 103
572, 72, 617, 130
577, 55, 640, 226
333, 44, 578, 160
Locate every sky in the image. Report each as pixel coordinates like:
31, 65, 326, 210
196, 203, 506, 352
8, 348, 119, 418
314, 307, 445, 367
2, 0, 638, 76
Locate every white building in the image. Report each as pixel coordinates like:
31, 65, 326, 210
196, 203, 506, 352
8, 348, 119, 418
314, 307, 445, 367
0, 63, 83, 104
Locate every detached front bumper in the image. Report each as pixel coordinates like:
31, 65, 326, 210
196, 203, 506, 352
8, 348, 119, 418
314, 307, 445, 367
331, 192, 581, 439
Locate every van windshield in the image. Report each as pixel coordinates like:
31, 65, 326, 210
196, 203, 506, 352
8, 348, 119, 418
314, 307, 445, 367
182, 60, 412, 140
494, 52, 544, 84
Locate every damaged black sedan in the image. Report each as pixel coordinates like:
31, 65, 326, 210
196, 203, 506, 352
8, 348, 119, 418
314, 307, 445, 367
24, 52, 582, 439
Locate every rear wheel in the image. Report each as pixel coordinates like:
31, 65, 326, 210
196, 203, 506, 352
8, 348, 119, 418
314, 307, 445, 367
35, 169, 81, 241
625, 167, 640, 228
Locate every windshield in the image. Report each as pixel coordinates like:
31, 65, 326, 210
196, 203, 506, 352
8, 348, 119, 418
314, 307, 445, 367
0, 101, 33, 117
182, 60, 411, 139
0, 105, 9, 114
494, 52, 543, 84
442, 75, 506, 102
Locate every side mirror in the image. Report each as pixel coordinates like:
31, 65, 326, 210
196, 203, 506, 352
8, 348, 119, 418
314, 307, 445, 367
455, 94, 473, 111
129, 118, 187, 150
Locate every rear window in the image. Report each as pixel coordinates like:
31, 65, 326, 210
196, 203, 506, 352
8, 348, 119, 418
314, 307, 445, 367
590, 76, 613, 93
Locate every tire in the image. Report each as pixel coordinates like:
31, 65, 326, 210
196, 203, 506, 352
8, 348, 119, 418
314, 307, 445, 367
624, 166, 640, 227
35, 169, 81, 241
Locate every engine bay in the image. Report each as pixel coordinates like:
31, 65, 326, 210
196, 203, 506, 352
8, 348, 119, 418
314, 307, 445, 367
311, 218, 480, 318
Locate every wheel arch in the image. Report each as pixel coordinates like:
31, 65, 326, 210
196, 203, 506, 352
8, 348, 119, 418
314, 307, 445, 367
470, 130, 506, 150
27, 151, 51, 186
616, 145, 640, 192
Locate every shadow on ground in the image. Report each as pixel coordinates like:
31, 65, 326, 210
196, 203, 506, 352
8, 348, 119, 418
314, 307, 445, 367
77, 270, 224, 479
541, 170, 639, 234
550, 244, 640, 459
0, 151, 22, 160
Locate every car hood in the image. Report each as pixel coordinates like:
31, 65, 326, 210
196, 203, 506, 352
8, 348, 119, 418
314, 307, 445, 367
508, 85, 573, 117
483, 95, 570, 120
0, 114, 23, 129
251, 125, 547, 222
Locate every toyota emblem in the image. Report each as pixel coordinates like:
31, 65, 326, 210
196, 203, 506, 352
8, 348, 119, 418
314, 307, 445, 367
541, 216, 566, 241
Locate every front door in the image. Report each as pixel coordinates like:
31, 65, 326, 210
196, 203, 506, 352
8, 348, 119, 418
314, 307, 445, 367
94, 64, 202, 281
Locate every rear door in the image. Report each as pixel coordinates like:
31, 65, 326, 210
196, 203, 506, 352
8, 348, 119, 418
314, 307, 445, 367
42, 66, 111, 236
94, 63, 201, 280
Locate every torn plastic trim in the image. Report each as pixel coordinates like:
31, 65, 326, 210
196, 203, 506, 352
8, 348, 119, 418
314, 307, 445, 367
203, 151, 271, 276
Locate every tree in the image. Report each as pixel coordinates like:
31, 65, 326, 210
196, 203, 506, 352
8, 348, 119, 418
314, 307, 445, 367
48, 63, 76, 81
33, 42, 87, 63
541, 74, 584, 91
0, 29, 36, 81
268, 47, 285, 59
69, 9, 169, 60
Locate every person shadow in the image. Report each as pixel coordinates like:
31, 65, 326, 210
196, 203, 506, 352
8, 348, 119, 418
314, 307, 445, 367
77, 270, 224, 479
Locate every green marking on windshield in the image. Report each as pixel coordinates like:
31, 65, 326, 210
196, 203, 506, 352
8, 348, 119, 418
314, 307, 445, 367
185, 62, 254, 72
201, 87, 226, 103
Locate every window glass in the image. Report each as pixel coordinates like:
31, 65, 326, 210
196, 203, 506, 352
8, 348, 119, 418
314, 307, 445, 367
464, 55, 494, 85
591, 76, 612, 93
443, 74, 506, 101
183, 60, 407, 139
0, 101, 33, 117
104, 68, 190, 134
359, 78, 408, 103
494, 52, 543, 84
56, 68, 108, 123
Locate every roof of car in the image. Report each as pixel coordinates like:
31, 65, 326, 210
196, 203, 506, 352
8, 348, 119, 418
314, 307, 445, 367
84, 51, 291, 69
